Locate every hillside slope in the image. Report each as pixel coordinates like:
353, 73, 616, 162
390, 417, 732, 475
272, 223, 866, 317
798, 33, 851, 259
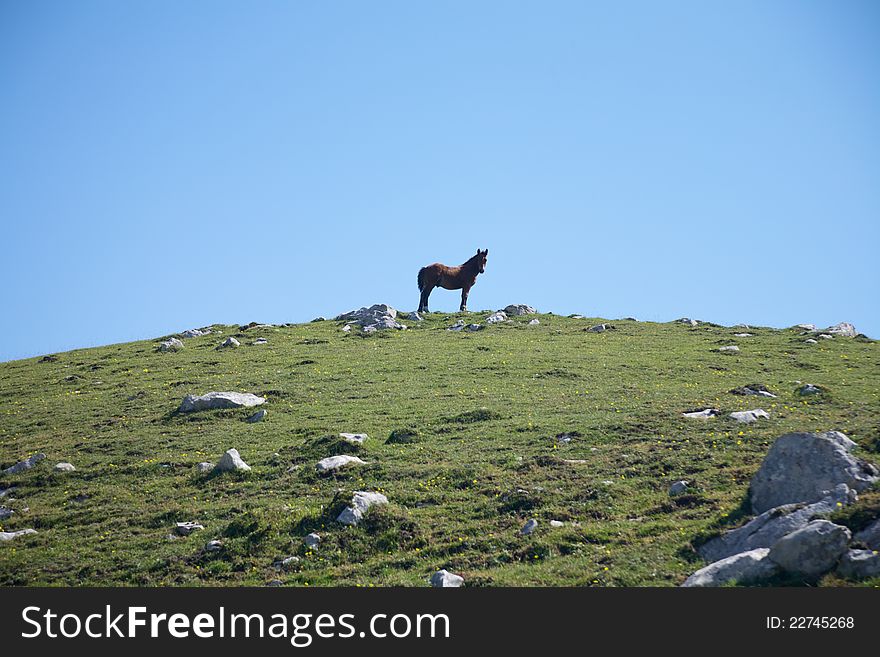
1, 310, 878, 586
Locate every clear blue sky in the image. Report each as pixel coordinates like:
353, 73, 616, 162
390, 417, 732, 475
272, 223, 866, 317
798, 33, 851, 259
2, 1, 878, 362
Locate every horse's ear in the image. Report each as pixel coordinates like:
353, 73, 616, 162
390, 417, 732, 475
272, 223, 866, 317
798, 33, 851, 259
476, 248, 481, 255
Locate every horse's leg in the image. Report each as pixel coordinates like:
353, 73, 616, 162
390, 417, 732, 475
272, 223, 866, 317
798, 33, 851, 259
420, 286, 432, 313
460, 285, 471, 312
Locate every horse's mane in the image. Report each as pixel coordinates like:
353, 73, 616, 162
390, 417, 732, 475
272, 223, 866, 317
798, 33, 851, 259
460, 252, 482, 269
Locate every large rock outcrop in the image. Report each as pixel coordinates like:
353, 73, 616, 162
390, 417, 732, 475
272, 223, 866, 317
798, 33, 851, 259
749, 431, 878, 513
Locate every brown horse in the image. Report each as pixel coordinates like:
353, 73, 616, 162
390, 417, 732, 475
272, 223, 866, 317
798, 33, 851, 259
417, 249, 488, 313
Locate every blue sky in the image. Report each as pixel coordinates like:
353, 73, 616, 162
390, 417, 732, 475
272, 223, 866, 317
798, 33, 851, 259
1, 1, 878, 362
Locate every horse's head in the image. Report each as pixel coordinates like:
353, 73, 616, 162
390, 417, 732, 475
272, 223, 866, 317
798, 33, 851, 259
476, 248, 488, 273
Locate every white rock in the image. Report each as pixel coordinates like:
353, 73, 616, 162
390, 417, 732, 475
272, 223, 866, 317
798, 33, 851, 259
340, 433, 367, 445
205, 540, 223, 552
181, 328, 211, 338
179, 391, 266, 413
587, 324, 610, 332
335, 304, 405, 331
175, 521, 204, 536
430, 569, 464, 587
447, 320, 465, 332
466, 324, 483, 331
818, 334, 834, 340
218, 337, 240, 348
733, 333, 753, 338
837, 549, 880, 579
795, 324, 816, 331
157, 337, 184, 352
682, 548, 779, 587
336, 491, 389, 526
2, 453, 46, 476
195, 462, 215, 473
317, 455, 366, 473
683, 408, 720, 419
304, 533, 321, 549
825, 322, 857, 337
503, 304, 537, 316
719, 345, 740, 353
677, 318, 699, 326
53, 462, 75, 472
699, 484, 855, 562
729, 409, 769, 424
750, 431, 878, 513
341, 325, 351, 332
768, 520, 851, 577
549, 520, 565, 527
407, 312, 424, 321
804, 338, 818, 344
669, 480, 689, 496
528, 319, 540, 325
246, 409, 267, 423
520, 519, 538, 535
0, 529, 37, 542
486, 311, 507, 324
214, 448, 251, 473
252, 338, 268, 345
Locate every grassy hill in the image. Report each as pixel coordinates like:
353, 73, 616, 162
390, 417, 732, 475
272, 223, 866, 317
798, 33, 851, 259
1, 310, 878, 586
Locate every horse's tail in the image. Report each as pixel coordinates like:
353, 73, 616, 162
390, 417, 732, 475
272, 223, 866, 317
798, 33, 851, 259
417, 266, 427, 291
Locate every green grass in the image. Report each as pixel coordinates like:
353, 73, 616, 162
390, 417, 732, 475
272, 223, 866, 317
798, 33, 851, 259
0, 312, 878, 586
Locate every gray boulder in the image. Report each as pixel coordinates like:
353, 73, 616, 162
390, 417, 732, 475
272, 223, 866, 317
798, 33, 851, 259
407, 312, 424, 321
205, 540, 223, 552
528, 319, 540, 325
587, 324, 612, 333
669, 481, 689, 497
795, 324, 816, 331
804, 338, 818, 344
682, 548, 779, 587
195, 462, 215, 473
180, 328, 211, 338
797, 384, 822, 396
447, 320, 465, 332
316, 455, 366, 473
217, 337, 240, 349
335, 304, 405, 331
521, 519, 539, 535
719, 345, 740, 353
837, 549, 880, 580
825, 322, 857, 337
0, 506, 13, 520
729, 409, 769, 424
466, 323, 483, 332
245, 409, 267, 423
305, 533, 321, 549
340, 433, 367, 445
53, 462, 75, 472
179, 391, 266, 413
699, 484, 855, 562
503, 304, 537, 316
336, 491, 388, 526
677, 318, 699, 326
0, 529, 37, 542
486, 311, 507, 324
749, 431, 878, 513
854, 518, 880, 549
2, 453, 46, 476
214, 449, 251, 473
768, 520, 851, 577
157, 337, 184, 352
430, 569, 464, 587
